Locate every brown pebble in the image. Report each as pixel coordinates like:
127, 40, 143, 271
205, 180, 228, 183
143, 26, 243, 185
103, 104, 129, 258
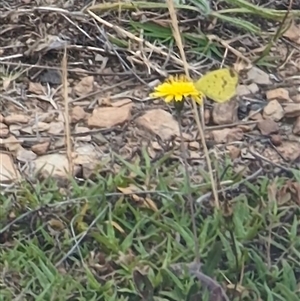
0, 123, 8, 130
4, 114, 30, 125
270, 134, 282, 146
71, 106, 86, 123
226, 145, 241, 160
31, 141, 50, 155
249, 110, 263, 121
257, 119, 279, 135
0, 128, 9, 138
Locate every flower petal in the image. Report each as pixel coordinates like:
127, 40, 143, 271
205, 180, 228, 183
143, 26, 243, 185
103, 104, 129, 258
165, 95, 174, 102
175, 94, 182, 101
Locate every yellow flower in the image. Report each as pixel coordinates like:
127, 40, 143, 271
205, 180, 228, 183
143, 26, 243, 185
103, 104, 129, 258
150, 75, 204, 104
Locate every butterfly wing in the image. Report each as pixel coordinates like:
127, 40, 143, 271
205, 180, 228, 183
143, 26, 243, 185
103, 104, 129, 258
194, 68, 239, 103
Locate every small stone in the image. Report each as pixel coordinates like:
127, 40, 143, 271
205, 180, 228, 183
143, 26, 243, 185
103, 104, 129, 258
249, 110, 263, 121
136, 109, 179, 141
32, 122, 50, 132
0, 123, 9, 138
70, 106, 86, 123
75, 126, 91, 142
236, 83, 259, 96
0, 128, 9, 138
20, 126, 33, 135
283, 21, 300, 45
0, 114, 4, 123
277, 141, 300, 161
37, 112, 57, 123
75, 126, 89, 134
226, 145, 241, 159
29, 154, 76, 180
257, 119, 279, 135
270, 134, 282, 146
227, 128, 244, 142
283, 103, 300, 118
151, 141, 162, 151
292, 94, 300, 103
81, 162, 97, 179
266, 88, 291, 102
263, 100, 284, 121
189, 141, 200, 150
95, 53, 104, 61
1, 135, 22, 152
4, 114, 30, 125
237, 124, 254, 132
74, 76, 94, 96
16, 148, 37, 162
236, 85, 251, 96
31, 141, 50, 155
72, 145, 100, 179
212, 100, 238, 125
28, 82, 46, 94
56, 113, 65, 123
48, 122, 64, 135
72, 145, 98, 165
9, 125, 21, 136
53, 138, 65, 149
247, 67, 272, 85
212, 128, 244, 143
0, 152, 20, 183
190, 151, 201, 159
247, 83, 260, 94
293, 117, 300, 135
88, 104, 132, 128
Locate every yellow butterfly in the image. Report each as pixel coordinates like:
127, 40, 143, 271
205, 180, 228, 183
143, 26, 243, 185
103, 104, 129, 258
194, 68, 239, 103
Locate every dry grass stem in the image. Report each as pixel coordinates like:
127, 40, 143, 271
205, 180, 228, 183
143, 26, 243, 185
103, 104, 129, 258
166, 0, 220, 212
62, 47, 73, 178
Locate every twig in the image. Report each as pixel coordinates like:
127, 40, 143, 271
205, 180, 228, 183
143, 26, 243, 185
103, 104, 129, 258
0, 54, 23, 61
206, 120, 258, 130
61, 47, 73, 178
166, 0, 220, 212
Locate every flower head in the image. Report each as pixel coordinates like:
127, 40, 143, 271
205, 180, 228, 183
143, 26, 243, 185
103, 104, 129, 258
150, 75, 204, 105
